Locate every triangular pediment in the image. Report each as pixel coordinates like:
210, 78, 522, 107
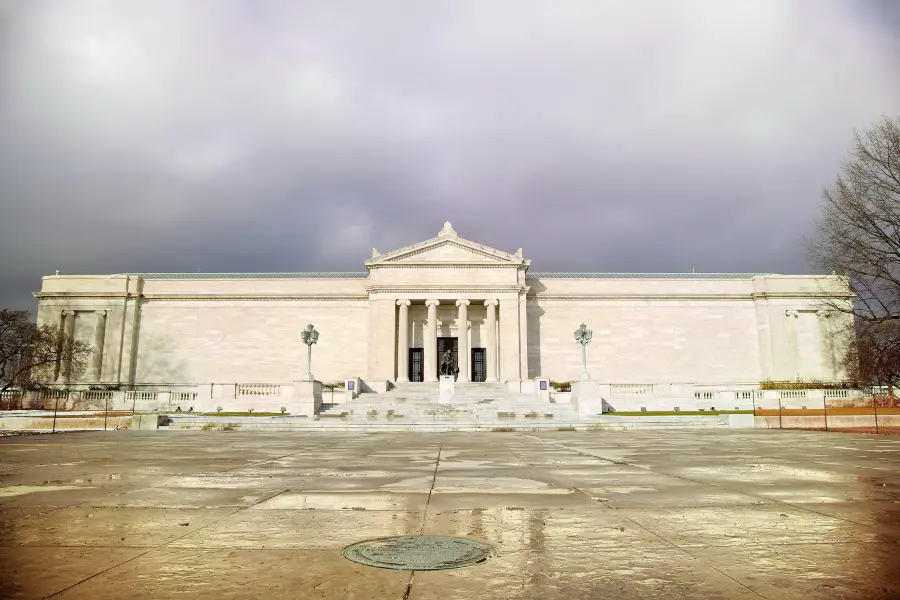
366, 222, 526, 267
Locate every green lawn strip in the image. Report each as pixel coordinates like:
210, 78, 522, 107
193, 412, 286, 417
607, 410, 753, 417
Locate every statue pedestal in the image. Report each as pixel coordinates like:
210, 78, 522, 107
289, 380, 322, 416
439, 376, 455, 404
571, 380, 603, 417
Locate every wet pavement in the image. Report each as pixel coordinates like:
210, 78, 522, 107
1, 430, 899, 599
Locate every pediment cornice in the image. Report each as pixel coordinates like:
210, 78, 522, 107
365, 222, 528, 270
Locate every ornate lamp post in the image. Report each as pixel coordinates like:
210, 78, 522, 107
300, 324, 319, 381
574, 323, 593, 381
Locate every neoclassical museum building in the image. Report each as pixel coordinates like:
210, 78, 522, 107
34, 222, 853, 392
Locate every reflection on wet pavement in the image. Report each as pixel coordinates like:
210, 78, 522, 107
0, 430, 898, 599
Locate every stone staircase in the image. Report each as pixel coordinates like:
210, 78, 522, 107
317, 382, 585, 431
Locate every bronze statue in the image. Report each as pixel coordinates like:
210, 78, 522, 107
439, 349, 455, 377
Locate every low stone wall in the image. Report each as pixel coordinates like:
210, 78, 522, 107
0, 411, 133, 432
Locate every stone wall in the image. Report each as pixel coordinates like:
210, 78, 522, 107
527, 275, 852, 383
132, 300, 369, 384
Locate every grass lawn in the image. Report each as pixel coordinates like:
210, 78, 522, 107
607, 410, 753, 416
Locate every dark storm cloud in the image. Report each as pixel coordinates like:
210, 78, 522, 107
1, 0, 899, 309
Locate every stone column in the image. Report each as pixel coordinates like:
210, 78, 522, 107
424, 299, 440, 382
456, 300, 470, 382
57, 310, 76, 383
91, 310, 107, 381
396, 300, 410, 382
484, 299, 498, 382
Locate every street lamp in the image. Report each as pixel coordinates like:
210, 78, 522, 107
301, 323, 319, 381
574, 323, 593, 381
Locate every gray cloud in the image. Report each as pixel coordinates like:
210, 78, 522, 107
2, 0, 899, 310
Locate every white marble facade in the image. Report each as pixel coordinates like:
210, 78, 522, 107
34, 222, 854, 390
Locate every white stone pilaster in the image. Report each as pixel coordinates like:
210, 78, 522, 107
518, 293, 528, 380
484, 299, 498, 382
396, 300, 410, 382
785, 309, 799, 378
57, 310, 76, 383
456, 299, 470, 382
499, 298, 520, 382
425, 299, 440, 382
92, 310, 107, 381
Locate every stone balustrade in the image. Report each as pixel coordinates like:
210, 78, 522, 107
610, 384, 654, 397
236, 384, 282, 397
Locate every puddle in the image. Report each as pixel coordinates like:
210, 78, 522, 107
0, 485, 89, 498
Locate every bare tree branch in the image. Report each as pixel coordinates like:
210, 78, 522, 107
0, 309, 92, 393
808, 115, 900, 385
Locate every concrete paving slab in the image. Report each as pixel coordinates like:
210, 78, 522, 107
588, 485, 774, 508
620, 504, 880, 547
51, 548, 411, 600
426, 491, 599, 511
410, 546, 764, 600
0, 506, 234, 547
0, 546, 146, 600
688, 542, 900, 600
168, 508, 424, 549
87, 486, 286, 508
1, 429, 899, 599
250, 491, 430, 511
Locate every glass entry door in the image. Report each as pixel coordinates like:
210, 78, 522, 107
409, 348, 424, 382
471, 348, 486, 382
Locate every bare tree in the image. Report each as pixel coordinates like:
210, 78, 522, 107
808, 115, 900, 391
840, 321, 900, 395
0, 309, 92, 396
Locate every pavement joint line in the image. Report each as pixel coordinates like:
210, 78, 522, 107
41, 503, 251, 599
517, 437, 772, 600
419, 443, 442, 535
523, 434, 883, 530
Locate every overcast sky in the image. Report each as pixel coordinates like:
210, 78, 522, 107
1, 1, 899, 311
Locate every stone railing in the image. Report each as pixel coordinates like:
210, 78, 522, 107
171, 391, 198, 404
610, 384, 654, 397
125, 391, 159, 403
236, 384, 282, 397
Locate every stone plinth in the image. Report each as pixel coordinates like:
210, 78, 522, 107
289, 380, 323, 416
345, 377, 360, 402
571, 381, 603, 417
439, 375, 455, 404
536, 378, 550, 403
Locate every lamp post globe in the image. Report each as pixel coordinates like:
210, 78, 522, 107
301, 324, 319, 381
574, 323, 593, 381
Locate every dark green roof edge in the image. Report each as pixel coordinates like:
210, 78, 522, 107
122, 271, 771, 280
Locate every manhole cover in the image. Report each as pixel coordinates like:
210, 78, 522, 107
342, 535, 495, 571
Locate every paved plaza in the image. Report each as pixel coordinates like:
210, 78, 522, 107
1, 430, 899, 599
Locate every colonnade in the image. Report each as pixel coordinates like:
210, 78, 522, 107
395, 299, 499, 383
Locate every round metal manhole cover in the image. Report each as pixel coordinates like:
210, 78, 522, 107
342, 535, 495, 571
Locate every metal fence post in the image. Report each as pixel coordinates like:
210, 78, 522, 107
51, 395, 59, 434
823, 393, 828, 432
874, 394, 879, 434
104, 394, 109, 432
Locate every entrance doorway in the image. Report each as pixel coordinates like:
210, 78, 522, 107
437, 337, 458, 378
409, 348, 424, 382
471, 348, 486, 382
